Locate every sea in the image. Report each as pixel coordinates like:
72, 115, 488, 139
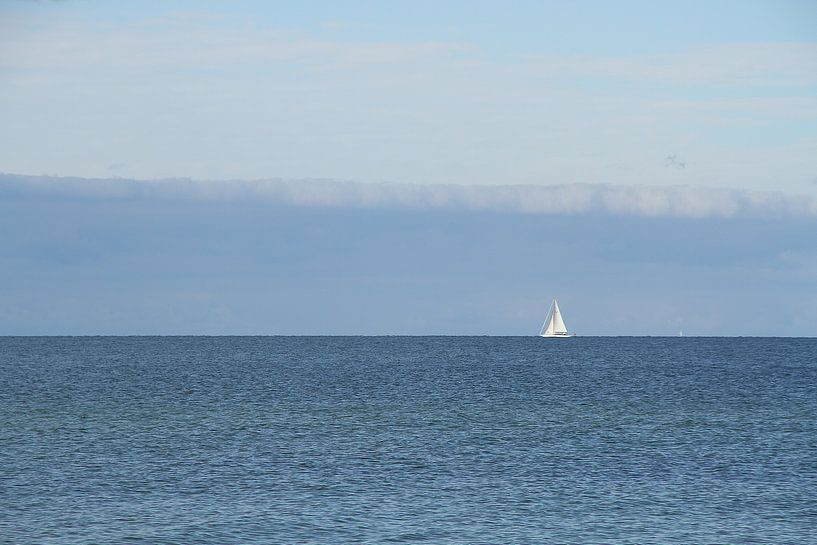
1, 336, 815, 544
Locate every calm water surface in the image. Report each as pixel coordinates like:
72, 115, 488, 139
1, 336, 816, 544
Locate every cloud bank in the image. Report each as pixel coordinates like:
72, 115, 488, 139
3, 173, 816, 219
2, 172, 816, 335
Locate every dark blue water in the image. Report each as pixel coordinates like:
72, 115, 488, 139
1, 337, 815, 544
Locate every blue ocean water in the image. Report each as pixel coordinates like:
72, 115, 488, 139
1, 336, 815, 544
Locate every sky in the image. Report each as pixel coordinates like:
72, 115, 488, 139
1, 1, 816, 335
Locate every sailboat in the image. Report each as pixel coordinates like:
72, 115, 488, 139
540, 299, 572, 337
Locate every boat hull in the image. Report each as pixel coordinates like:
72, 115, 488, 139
540, 334, 572, 338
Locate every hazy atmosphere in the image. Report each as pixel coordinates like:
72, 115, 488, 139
2, 0, 816, 335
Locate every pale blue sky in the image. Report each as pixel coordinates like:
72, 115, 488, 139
1, 1, 815, 192
6, 1, 817, 51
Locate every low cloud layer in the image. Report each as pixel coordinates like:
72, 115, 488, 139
3, 173, 816, 219
2, 173, 816, 335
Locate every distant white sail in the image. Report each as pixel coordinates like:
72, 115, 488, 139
542, 313, 555, 336
540, 299, 570, 337
551, 300, 567, 334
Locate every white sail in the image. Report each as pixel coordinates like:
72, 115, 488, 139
551, 300, 567, 334
540, 298, 570, 337
541, 305, 555, 335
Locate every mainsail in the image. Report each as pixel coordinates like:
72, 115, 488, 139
540, 299, 569, 336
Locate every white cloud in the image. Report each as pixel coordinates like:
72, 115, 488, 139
4, 174, 816, 218
532, 43, 817, 87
